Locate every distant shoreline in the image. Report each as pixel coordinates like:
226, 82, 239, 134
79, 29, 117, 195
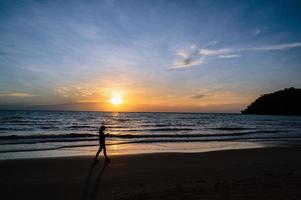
0, 109, 241, 114
2, 109, 301, 116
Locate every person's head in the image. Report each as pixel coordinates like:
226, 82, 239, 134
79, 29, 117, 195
100, 125, 105, 132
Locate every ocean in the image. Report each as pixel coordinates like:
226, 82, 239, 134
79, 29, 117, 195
1, 110, 301, 159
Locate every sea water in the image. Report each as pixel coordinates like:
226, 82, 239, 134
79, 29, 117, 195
1, 110, 301, 159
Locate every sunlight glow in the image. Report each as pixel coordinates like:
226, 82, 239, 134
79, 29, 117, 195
111, 94, 123, 105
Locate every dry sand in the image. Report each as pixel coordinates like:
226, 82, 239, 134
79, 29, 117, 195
1, 147, 301, 200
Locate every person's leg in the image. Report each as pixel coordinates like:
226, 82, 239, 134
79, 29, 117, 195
103, 146, 110, 161
94, 147, 102, 161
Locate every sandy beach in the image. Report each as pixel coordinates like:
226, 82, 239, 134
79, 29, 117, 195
1, 147, 301, 200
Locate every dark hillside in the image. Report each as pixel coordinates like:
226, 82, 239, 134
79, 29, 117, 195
242, 88, 301, 115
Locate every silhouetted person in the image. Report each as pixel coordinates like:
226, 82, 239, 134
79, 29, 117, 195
94, 125, 110, 162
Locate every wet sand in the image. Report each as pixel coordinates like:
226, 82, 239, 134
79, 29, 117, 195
1, 147, 301, 200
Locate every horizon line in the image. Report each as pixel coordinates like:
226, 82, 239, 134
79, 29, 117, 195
0, 109, 241, 114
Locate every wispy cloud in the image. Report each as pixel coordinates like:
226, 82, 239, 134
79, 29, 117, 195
171, 49, 205, 69
248, 42, 301, 51
0, 91, 34, 97
172, 42, 301, 69
76, 99, 102, 103
56, 86, 97, 98
198, 48, 231, 56
209, 40, 219, 45
172, 58, 205, 69
189, 93, 207, 99
218, 54, 241, 58
252, 27, 267, 36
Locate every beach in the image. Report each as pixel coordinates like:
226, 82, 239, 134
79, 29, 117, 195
1, 147, 301, 200
2, 0, 301, 199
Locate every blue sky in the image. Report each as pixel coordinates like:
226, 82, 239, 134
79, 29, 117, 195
0, 0, 301, 112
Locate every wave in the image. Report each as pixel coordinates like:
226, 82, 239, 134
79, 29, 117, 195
40, 126, 58, 130
139, 124, 171, 127
0, 116, 23, 120
106, 125, 130, 129
0, 133, 98, 140
0, 129, 288, 145
1, 120, 28, 123
0, 127, 34, 131
127, 128, 196, 132
0, 129, 287, 140
67, 125, 96, 129
109, 130, 287, 138
1, 136, 301, 154
213, 127, 252, 131
140, 124, 195, 127
0, 133, 98, 145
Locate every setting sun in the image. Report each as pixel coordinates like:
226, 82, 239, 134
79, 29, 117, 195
111, 94, 123, 106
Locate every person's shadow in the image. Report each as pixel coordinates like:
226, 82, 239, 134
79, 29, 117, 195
81, 161, 109, 200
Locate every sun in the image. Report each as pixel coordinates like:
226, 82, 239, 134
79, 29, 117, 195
111, 94, 123, 105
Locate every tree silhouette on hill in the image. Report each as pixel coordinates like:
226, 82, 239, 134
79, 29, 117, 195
241, 87, 301, 115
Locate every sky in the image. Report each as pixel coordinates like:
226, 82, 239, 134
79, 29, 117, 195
0, 0, 301, 112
